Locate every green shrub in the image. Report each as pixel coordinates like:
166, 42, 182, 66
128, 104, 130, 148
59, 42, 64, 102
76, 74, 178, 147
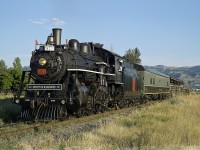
0, 100, 21, 123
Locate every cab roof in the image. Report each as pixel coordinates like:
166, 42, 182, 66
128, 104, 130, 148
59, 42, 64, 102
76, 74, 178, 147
134, 64, 169, 78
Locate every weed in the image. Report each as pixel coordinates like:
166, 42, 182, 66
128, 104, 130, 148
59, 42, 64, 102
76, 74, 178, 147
168, 97, 184, 105
0, 93, 13, 100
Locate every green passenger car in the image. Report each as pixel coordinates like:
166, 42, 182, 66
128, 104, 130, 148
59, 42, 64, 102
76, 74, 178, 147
134, 64, 171, 100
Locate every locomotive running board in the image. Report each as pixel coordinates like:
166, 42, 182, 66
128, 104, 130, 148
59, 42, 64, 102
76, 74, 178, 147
67, 69, 115, 76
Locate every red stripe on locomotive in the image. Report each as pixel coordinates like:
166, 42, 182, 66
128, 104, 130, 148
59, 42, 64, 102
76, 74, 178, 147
132, 78, 136, 92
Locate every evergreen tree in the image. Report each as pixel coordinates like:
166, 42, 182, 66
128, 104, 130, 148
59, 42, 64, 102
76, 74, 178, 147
0, 59, 8, 92
1, 71, 12, 93
0, 60, 7, 72
10, 57, 22, 92
13, 57, 22, 71
124, 47, 141, 64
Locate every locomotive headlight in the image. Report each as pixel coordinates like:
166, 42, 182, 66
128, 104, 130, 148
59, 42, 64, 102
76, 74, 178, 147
39, 58, 47, 66
15, 99, 20, 104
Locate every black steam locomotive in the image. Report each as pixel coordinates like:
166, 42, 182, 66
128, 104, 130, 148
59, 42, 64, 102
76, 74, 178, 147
13, 28, 171, 121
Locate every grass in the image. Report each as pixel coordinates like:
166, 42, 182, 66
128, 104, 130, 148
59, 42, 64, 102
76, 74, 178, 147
60, 94, 200, 149
0, 93, 14, 100
1, 94, 200, 149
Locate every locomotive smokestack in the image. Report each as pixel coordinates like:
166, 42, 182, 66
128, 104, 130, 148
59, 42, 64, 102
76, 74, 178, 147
52, 28, 62, 46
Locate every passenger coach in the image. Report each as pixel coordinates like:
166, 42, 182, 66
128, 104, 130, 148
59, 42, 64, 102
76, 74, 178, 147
134, 64, 171, 100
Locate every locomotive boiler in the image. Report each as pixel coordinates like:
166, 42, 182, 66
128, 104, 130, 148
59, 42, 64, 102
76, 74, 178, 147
13, 28, 141, 121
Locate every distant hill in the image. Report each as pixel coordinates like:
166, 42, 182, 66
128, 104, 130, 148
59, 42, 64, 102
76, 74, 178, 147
145, 65, 200, 88
22, 66, 31, 71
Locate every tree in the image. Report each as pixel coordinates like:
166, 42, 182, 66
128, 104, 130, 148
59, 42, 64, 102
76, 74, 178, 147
124, 47, 141, 64
10, 57, 22, 92
13, 57, 22, 71
0, 59, 7, 72
0, 71, 12, 93
0, 59, 8, 92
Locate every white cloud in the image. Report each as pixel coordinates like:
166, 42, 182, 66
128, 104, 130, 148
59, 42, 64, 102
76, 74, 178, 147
52, 18, 65, 26
40, 18, 49, 22
29, 18, 65, 27
28, 19, 48, 25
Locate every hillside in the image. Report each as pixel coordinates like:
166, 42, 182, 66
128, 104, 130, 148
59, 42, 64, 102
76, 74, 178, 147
146, 65, 200, 88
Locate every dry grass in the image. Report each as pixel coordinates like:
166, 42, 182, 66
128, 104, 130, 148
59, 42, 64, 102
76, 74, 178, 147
0, 93, 14, 100
60, 94, 200, 150
1, 94, 200, 150
54, 95, 199, 150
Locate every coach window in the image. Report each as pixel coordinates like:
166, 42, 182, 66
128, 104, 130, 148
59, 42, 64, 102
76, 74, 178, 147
150, 78, 152, 84
153, 78, 155, 84
118, 59, 123, 71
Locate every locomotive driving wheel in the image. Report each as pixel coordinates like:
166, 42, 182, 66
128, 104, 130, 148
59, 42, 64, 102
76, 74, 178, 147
60, 105, 67, 121
95, 103, 107, 113
94, 87, 108, 113
76, 109, 83, 118
118, 97, 128, 109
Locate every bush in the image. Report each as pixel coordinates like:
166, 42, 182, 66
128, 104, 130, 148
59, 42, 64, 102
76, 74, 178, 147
0, 100, 21, 123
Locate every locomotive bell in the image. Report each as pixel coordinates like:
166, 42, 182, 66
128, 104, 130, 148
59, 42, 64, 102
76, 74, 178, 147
52, 28, 62, 46
47, 35, 54, 45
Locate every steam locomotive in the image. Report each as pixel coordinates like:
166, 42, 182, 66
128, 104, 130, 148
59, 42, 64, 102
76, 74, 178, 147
13, 28, 171, 121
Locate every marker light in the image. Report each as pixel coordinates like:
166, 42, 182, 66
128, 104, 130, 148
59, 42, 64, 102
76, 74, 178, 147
15, 99, 20, 104
37, 69, 46, 75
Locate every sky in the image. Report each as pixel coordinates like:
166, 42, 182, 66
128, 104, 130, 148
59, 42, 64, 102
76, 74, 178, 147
0, 0, 200, 67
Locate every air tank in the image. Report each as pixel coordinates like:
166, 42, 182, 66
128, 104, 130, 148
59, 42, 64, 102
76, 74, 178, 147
52, 28, 62, 46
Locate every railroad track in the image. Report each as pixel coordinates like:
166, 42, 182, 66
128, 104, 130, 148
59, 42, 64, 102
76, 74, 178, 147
0, 100, 158, 138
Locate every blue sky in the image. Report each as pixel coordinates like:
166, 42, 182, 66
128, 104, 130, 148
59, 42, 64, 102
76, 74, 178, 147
0, 0, 200, 67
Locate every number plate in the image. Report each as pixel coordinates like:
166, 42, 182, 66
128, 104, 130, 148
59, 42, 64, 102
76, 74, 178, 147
27, 84, 62, 90
44, 45, 55, 51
